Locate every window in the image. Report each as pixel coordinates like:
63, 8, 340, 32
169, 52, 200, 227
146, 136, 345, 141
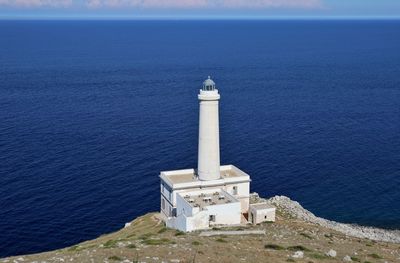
161, 198, 165, 210
233, 186, 238, 195
209, 215, 216, 222
264, 215, 267, 219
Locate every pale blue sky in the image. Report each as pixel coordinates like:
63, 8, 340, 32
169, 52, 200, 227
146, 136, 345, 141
0, 0, 399, 19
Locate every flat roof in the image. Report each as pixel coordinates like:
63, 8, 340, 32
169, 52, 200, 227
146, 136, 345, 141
250, 203, 276, 210
179, 189, 238, 209
160, 165, 251, 189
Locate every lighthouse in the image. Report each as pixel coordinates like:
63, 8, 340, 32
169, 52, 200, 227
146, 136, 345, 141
158, 76, 273, 232
197, 76, 221, 181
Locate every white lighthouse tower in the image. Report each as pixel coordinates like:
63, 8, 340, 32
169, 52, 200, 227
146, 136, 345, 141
197, 76, 221, 181
159, 76, 265, 232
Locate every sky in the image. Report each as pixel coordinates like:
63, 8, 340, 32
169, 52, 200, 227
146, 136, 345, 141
0, 0, 399, 19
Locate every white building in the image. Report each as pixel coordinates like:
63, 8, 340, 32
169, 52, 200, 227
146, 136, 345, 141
249, 203, 276, 225
171, 189, 241, 232
160, 77, 273, 232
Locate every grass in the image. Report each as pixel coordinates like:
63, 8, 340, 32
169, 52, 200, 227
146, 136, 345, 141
264, 244, 285, 250
67, 245, 81, 252
141, 238, 170, 245
299, 232, 313, 239
133, 251, 140, 263
192, 241, 202, 246
287, 245, 311, 252
368, 253, 382, 259
216, 238, 227, 243
158, 227, 167, 233
108, 256, 122, 261
261, 220, 274, 225
351, 256, 361, 262
138, 233, 153, 240
175, 230, 185, 236
103, 239, 118, 248
286, 259, 295, 262
309, 253, 329, 260
127, 244, 136, 249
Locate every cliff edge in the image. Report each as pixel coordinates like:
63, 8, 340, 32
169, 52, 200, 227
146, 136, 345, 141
2, 195, 400, 263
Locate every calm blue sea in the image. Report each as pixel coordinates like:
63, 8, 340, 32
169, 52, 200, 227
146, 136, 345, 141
0, 20, 399, 257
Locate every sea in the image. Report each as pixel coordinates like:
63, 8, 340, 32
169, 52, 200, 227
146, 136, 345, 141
0, 20, 399, 257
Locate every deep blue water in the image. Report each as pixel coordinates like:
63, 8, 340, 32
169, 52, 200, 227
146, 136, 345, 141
0, 20, 399, 257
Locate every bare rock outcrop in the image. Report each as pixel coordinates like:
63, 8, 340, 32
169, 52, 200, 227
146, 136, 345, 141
264, 195, 400, 244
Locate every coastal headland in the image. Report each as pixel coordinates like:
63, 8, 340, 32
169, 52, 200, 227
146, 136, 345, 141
2, 195, 400, 263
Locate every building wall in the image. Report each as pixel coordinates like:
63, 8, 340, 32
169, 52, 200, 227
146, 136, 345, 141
198, 97, 220, 181
175, 211, 209, 232
249, 207, 276, 224
205, 201, 241, 226
170, 200, 241, 232
160, 183, 174, 218
176, 193, 200, 217
224, 181, 250, 213
160, 180, 250, 219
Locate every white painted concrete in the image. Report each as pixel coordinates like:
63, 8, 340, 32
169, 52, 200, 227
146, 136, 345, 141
197, 77, 221, 181
159, 77, 256, 232
168, 188, 241, 232
249, 203, 276, 224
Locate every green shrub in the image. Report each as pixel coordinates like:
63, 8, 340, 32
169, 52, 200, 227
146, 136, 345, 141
158, 227, 167, 233
300, 233, 313, 239
286, 259, 295, 262
67, 245, 80, 251
368, 253, 382, 259
103, 240, 118, 248
192, 241, 202, 246
175, 230, 185, 236
351, 256, 360, 262
287, 245, 311, 252
309, 253, 329, 260
138, 233, 153, 240
127, 244, 136, 249
264, 244, 285, 250
141, 238, 170, 245
216, 238, 227, 243
108, 256, 122, 261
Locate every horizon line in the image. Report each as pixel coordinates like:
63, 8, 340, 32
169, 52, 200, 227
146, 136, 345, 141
1, 15, 400, 21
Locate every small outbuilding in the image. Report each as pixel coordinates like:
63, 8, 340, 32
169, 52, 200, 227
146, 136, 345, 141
249, 202, 276, 225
